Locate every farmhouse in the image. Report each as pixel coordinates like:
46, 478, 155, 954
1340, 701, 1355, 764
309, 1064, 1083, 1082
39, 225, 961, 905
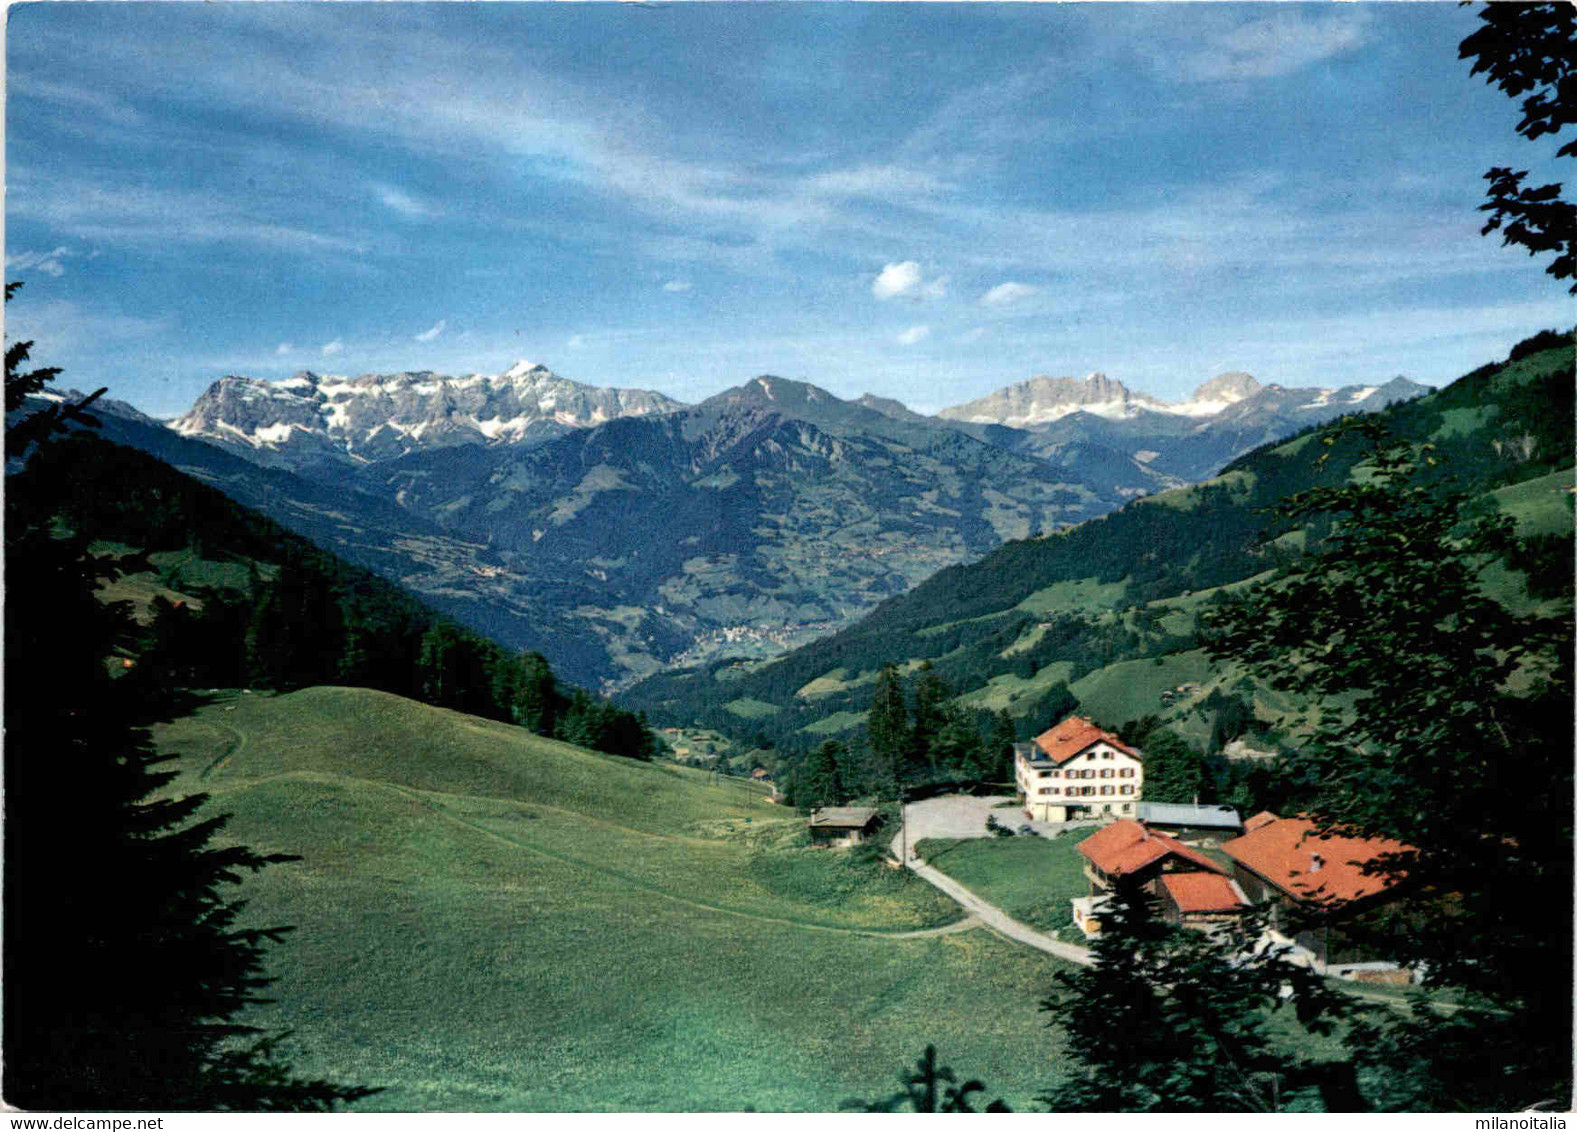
1221, 811, 1414, 975
1072, 818, 1248, 935
1015, 715, 1143, 822
807, 806, 881, 847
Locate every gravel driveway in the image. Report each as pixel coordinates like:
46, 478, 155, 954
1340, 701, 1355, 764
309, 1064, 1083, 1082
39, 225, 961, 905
890, 794, 1094, 965
898, 793, 1095, 845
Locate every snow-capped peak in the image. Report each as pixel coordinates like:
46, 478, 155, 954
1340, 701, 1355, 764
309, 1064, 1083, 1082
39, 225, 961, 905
504, 359, 553, 380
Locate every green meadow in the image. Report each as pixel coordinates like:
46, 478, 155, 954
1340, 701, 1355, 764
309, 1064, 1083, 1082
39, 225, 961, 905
916, 832, 1097, 935
152, 688, 1077, 1111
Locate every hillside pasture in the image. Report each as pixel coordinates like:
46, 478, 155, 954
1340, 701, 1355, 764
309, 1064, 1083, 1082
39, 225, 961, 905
151, 688, 1076, 1110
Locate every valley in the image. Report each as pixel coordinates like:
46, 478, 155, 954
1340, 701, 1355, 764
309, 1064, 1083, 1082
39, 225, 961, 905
96, 361, 1429, 692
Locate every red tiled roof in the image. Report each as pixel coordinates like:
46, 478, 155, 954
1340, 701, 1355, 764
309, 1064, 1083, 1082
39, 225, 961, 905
1161, 872, 1248, 914
1221, 814, 1410, 905
1244, 810, 1279, 832
1078, 819, 1227, 878
1032, 716, 1140, 765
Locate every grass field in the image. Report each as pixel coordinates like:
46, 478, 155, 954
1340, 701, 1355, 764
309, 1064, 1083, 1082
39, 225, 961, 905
1067, 649, 1215, 728
955, 661, 1076, 715
914, 831, 1097, 934
152, 688, 1078, 1110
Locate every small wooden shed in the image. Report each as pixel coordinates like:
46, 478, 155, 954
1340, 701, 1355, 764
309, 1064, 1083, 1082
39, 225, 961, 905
807, 806, 881, 847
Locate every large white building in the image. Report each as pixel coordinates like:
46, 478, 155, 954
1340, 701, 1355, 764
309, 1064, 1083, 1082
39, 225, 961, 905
1014, 715, 1143, 823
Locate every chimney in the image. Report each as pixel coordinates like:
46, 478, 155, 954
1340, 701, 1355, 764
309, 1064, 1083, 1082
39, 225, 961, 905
1309, 851, 1324, 873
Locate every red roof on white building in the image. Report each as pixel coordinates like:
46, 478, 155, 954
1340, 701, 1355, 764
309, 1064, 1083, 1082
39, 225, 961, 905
1031, 715, 1140, 765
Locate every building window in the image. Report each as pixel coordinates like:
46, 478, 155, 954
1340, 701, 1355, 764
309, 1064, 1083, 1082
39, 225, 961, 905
1120, 785, 1133, 795
1037, 770, 1050, 778
1120, 768, 1134, 778
1121, 803, 1132, 813
1100, 785, 1113, 796
1100, 769, 1112, 778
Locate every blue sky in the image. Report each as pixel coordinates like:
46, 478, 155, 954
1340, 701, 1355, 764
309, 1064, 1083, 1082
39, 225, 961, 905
6, 2, 1571, 418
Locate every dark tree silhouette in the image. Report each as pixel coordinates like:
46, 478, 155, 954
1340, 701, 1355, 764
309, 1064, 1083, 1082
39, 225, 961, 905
1202, 420, 1574, 1109
1460, 2, 1576, 291
3, 287, 376, 1110
843, 1045, 1011, 1112
1041, 881, 1360, 1112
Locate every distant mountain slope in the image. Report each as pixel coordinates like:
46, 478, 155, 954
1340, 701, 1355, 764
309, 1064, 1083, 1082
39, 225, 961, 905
356, 376, 1134, 686
936, 371, 1431, 482
123, 361, 1435, 689
625, 335, 1573, 750
169, 361, 683, 472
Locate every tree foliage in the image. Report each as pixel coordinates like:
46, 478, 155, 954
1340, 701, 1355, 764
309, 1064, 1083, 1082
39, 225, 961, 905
1460, 2, 1577, 291
844, 1045, 1011, 1112
1201, 420, 1574, 1109
1041, 883, 1360, 1112
3, 291, 375, 1110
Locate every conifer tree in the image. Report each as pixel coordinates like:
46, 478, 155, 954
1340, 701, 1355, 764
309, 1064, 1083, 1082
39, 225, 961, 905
866, 663, 909, 792
3, 289, 373, 1110
1041, 882, 1358, 1112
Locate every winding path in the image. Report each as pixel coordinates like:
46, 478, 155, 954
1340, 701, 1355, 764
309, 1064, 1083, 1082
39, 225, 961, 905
893, 795, 1093, 966
903, 854, 1092, 965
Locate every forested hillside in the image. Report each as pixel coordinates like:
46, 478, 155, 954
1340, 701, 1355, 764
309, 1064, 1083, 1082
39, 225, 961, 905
625, 332, 1574, 788
17, 430, 658, 760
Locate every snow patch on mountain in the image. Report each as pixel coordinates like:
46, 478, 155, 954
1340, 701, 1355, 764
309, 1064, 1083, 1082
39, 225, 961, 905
168, 362, 685, 468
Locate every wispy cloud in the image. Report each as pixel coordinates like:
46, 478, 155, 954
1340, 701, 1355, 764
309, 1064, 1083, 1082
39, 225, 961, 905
276, 342, 294, 355
4, 246, 74, 277
896, 325, 931, 346
414, 319, 447, 342
9, 171, 369, 257
663, 280, 692, 293
982, 281, 1037, 306
375, 183, 438, 219
1147, 9, 1371, 83
322, 340, 344, 357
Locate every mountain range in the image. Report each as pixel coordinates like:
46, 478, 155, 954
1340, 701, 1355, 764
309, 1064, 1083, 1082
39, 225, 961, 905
623, 333, 1573, 754
87, 360, 1428, 688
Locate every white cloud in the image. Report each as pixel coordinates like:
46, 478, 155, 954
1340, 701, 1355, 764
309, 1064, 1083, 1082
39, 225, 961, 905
982, 281, 1038, 306
375, 184, 437, 218
663, 280, 692, 293
896, 325, 931, 346
1153, 10, 1370, 83
414, 319, 447, 342
322, 340, 344, 357
5, 246, 74, 277
276, 342, 294, 355
873, 261, 948, 301
805, 164, 945, 200
567, 335, 586, 350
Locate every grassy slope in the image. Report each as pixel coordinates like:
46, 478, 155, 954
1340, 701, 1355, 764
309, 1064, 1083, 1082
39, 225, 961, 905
915, 830, 1098, 934
153, 688, 1074, 1111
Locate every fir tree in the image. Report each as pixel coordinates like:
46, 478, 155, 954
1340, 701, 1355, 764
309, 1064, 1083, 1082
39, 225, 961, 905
3, 293, 373, 1110
866, 663, 908, 793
